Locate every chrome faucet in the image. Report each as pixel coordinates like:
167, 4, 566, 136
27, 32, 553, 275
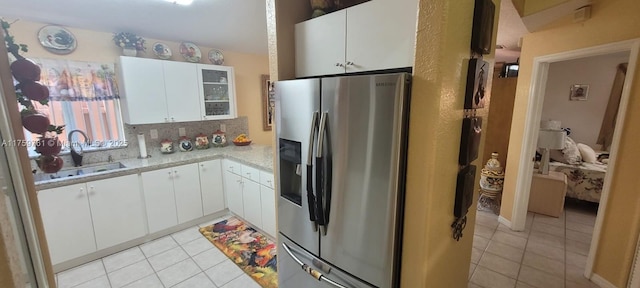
68, 129, 90, 167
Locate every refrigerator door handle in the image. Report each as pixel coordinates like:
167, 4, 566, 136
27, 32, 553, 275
306, 111, 319, 232
281, 243, 349, 288
316, 112, 328, 235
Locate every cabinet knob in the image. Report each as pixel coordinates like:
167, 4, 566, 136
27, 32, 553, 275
171, 117, 175, 122
201, 164, 205, 167
267, 180, 272, 183
335, 63, 344, 67
174, 170, 178, 174
164, 118, 169, 122
346, 61, 354, 66
89, 186, 96, 195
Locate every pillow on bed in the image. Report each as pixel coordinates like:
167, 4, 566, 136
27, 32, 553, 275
577, 143, 597, 163
563, 137, 582, 164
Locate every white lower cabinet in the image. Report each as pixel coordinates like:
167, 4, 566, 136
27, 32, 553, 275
38, 183, 96, 265
260, 185, 277, 237
142, 168, 178, 233
87, 174, 146, 250
38, 174, 145, 264
224, 170, 244, 217
39, 158, 269, 266
199, 159, 225, 215
172, 164, 203, 224
242, 179, 262, 228
141, 163, 203, 233
223, 160, 276, 237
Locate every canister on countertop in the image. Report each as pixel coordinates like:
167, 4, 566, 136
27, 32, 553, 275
160, 139, 175, 154
195, 133, 210, 149
179, 136, 193, 152
212, 129, 227, 147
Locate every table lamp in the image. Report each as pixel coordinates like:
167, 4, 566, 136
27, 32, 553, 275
538, 129, 566, 174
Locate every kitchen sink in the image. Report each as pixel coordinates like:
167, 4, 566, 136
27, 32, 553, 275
33, 162, 127, 182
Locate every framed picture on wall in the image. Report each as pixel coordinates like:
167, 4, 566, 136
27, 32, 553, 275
569, 84, 589, 101
464, 58, 489, 109
261, 75, 275, 131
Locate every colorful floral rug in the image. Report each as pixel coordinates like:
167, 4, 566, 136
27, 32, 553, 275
199, 217, 278, 288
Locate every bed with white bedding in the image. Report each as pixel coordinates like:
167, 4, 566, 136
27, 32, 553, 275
549, 161, 607, 203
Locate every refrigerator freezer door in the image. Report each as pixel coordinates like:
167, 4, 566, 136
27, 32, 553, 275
279, 235, 375, 288
275, 79, 321, 255
319, 74, 409, 288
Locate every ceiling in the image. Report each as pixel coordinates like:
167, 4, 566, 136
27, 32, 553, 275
0, 0, 588, 64
495, 0, 529, 63
0, 0, 269, 55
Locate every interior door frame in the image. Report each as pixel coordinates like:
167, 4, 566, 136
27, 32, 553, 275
510, 38, 640, 280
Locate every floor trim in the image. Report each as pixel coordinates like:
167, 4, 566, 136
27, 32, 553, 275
498, 215, 511, 229
591, 273, 617, 288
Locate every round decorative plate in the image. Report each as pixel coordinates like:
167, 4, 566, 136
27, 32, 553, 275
37, 25, 77, 55
208, 49, 224, 65
152, 42, 172, 60
179, 42, 201, 63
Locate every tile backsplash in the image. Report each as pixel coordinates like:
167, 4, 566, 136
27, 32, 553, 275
31, 117, 249, 170
126, 116, 249, 156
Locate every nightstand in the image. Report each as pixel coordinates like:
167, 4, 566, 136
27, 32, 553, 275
528, 170, 567, 217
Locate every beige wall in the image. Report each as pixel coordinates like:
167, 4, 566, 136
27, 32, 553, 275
500, 0, 640, 285
541, 52, 630, 149
400, 0, 499, 286
8, 20, 272, 145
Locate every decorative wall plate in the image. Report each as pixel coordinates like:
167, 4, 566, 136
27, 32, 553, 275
38, 25, 77, 55
179, 42, 201, 63
152, 42, 172, 60
208, 49, 224, 65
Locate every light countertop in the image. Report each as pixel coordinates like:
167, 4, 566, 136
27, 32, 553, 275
35, 144, 274, 191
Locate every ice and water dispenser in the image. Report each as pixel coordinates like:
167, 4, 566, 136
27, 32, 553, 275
279, 139, 302, 205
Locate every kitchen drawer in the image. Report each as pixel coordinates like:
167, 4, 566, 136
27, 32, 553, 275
223, 159, 241, 175
259, 170, 274, 188
241, 165, 260, 183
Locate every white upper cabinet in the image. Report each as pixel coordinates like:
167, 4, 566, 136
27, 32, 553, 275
295, 10, 347, 77
164, 61, 201, 122
197, 64, 237, 120
345, 0, 417, 73
295, 0, 418, 77
118, 57, 168, 124
118, 57, 238, 124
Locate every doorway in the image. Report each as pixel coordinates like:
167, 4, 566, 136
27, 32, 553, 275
509, 39, 640, 281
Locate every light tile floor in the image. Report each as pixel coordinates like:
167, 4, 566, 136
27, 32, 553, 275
469, 200, 600, 288
56, 217, 263, 288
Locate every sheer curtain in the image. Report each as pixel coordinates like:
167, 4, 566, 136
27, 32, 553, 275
596, 63, 627, 151
24, 59, 125, 155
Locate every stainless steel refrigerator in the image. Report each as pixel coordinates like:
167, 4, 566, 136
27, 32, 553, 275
275, 73, 411, 288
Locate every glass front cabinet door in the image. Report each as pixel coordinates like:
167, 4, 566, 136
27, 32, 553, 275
197, 65, 237, 120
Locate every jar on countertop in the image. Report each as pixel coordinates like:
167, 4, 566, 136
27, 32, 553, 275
179, 136, 193, 152
160, 139, 175, 154
212, 129, 227, 147
195, 133, 210, 149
